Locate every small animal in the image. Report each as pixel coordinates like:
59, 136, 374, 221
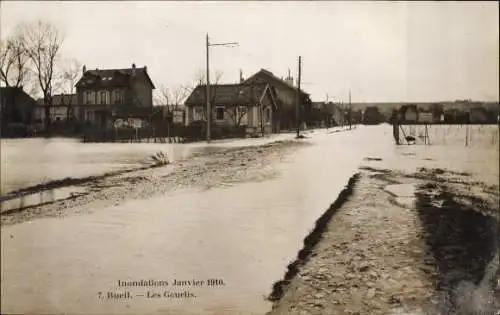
405, 136, 416, 144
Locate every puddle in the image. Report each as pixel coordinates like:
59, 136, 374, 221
0, 186, 87, 213
387, 307, 426, 315
385, 183, 416, 209
385, 183, 416, 197
363, 157, 383, 161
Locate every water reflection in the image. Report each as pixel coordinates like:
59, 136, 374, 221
1, 187, 87, 214
1, 133, 298, 195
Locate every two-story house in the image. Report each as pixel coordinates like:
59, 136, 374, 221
75, 63, 155, 129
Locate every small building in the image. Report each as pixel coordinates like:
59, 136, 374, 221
399, 104, 419, 123
184, 83, 278, 135
0, 86, 37, 136
418, 111, 434, 124
362, 106, 384, 125
242, 68, 311, 131
469, 107, 488, 123
34, 93, 77, 124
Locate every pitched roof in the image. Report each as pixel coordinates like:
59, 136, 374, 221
184, 83, 271, 106
244, 68, 309, 96
76, 66, 155, 89
36, 94, 77, 106
0, 87, 37, 106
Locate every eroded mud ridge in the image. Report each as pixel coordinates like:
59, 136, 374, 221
268, 166, 499, 315
1, 140, 310, 226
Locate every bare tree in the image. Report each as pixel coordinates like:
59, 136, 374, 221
20, 20, 64, 131
0, 35, 30, 88
59, 58, 81, 94
154, 84, 193, 143
57, 58, 81, 120
194, 69, 205, 86
226, 105, 249, 128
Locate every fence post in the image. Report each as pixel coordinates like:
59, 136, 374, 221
465, 124, 469, 146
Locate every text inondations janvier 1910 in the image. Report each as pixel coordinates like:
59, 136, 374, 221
97, 278, 226, 300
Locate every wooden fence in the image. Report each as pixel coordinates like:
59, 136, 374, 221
82, 123, 248, 143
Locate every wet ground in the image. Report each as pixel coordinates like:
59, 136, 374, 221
1, 126, 371, 315
268, 125, 499, 315
1, 124, 498, 315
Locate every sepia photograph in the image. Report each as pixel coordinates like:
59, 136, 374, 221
0, 1, 499, 314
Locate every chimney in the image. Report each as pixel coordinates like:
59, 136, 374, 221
82, 65, 86, 74
239, 69, 244, 83
132, 63, 136, 75
284, 69, 294, 86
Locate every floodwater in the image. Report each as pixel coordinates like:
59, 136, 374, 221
0, 186, 88, 213
0, 132, 301, 195
369, 124, 499, 187
1, 124, 498, 315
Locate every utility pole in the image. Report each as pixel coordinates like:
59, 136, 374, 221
205, 33, 238, 143
348, 89, 352, 130
206, 34, 210, 142
296, 56, 302, 138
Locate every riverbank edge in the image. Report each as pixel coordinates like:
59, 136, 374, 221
267, 172, 361, 302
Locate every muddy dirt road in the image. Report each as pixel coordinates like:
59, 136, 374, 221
268, 165, 499, 315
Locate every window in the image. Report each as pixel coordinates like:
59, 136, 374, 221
194, 108, 204, 121
85, 91, 94, 104
216, 106, 224, 121
99, 91, 108, 104
114, 90, 122, 104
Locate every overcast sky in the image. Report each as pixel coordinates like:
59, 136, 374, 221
1, 1, 498, 103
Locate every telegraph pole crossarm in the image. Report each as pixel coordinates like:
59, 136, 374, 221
205, 34, 238, 143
